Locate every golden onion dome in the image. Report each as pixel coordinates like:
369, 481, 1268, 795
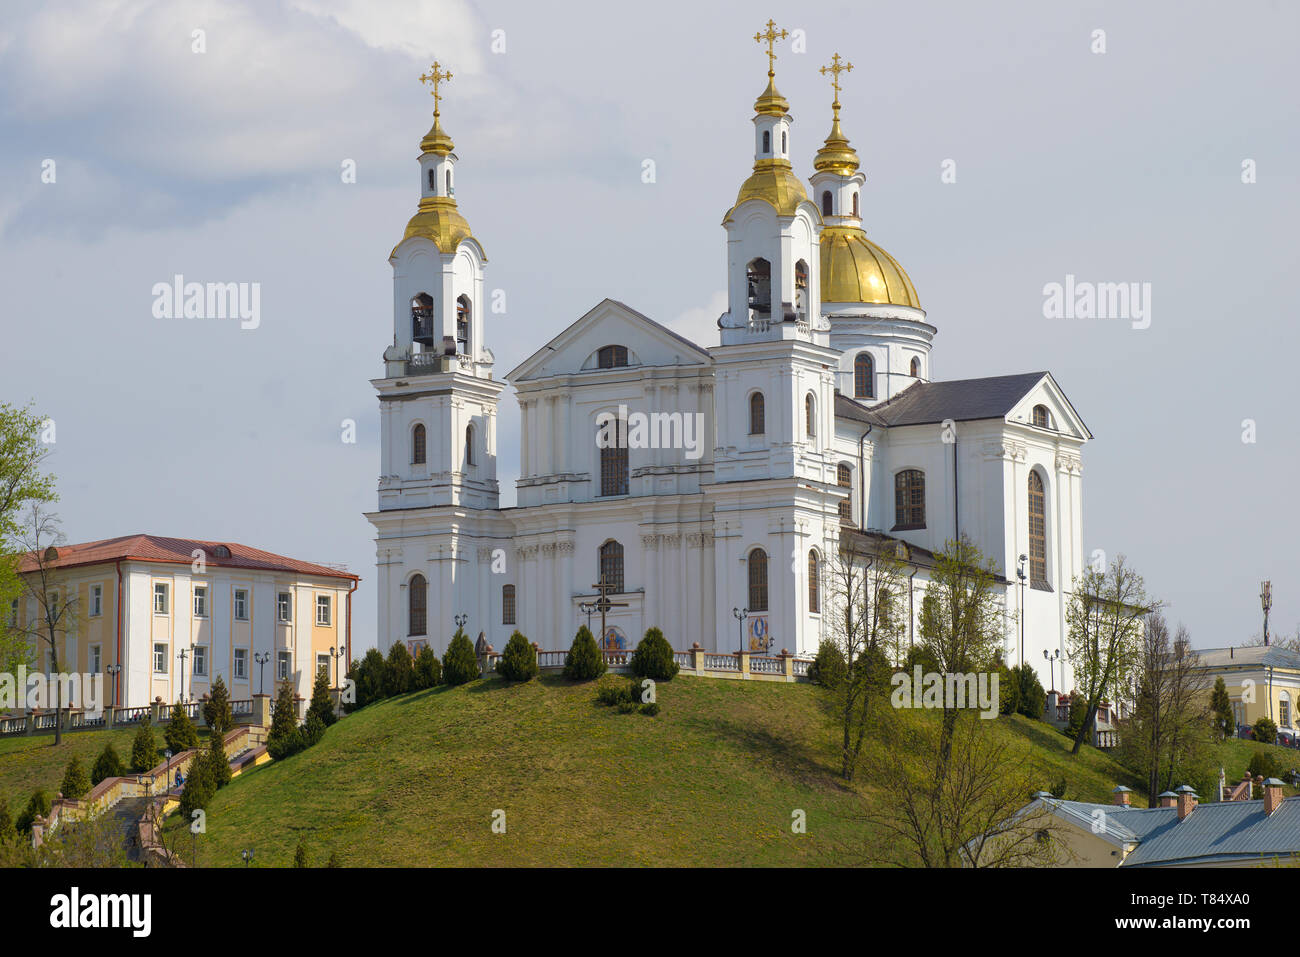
753, 76, 790, 117
724, 158, 810, 223
813, 115, 860, 176
820, 225, 920, 307
393, 195, 477, 257
420, 114, 455, 155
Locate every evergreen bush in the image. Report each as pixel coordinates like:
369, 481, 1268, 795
164, 702, 200, 754
91, 743, 125, 786
203, 675, 234, 733
414, 645, 442, 689
61, 756, 90, 800
384, 641, 414, 697
630, 627, 679, 681
497, 631, 538, 682
442, 628, 480, 686
131, 721, 159, 773
1253, 716, 1278, 746
307, 667, 337, 727
16, 789, 50, 834
808, 640, 847, 688
563, 626, 607, 681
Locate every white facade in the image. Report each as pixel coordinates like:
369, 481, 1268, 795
368, 76, 1091, 690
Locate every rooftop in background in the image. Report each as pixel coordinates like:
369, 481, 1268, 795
17, 534, 359, 581
1192, 645, 1300, 671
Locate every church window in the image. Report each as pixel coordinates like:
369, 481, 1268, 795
910, 356, 921, 378
808, 551, 820, 613
805, 393, 816, 439
465, 424, 475, 467
502, 584, 516, 625
1028, 471, 1047, 583
748, 548, 769, 612
428, 169, 435, 191
821, 190, 833, 216
412, 424, 426, 465
408, 574, 427, 637
1032, 404, 1050, 428
597, 345, 628, 368
599, 417, 628, 496
852, 191, 859, 217
749, 392, 765, 435
762, 130, 770, 154
446, 169, 453, 194
854, 353, 874, 398
894, 469, 926, 529
599, 540, 625, 594
456, 295, 471, 355
781, 131, 787, 154
411, 293, 435, 346
746, 259, 771, 317
837, 463, 853, 524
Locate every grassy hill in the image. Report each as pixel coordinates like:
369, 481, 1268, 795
179, 675, 1148, 868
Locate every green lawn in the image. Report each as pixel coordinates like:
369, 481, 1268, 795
181, 675, 1144, 868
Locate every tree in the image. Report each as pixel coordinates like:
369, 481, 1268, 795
1011, 663, 1046, 720
1253, 716, 1278, 746
164, 702, 200, 754
1209, 676, 1235, 741
384, 640, 414, 697
307, 666, 337, 727
90, 742, 125, 786
917, 536, 1007, 768
442, 628, 479, 686
12, 504, 79, 745
203, 675, 233, 733
413, 645, 442, 689
269, 679, 299, 741
0, 402, 58, 677
16, 789, 51, 834
497, 631, 539, 682
1247, 748, 1281, 780
821, 538, 903, 780
346, 648, 386, 711
131, 720, 159, 772
0, 798, 16, 845
563, 625, 606, 681
61, 756, 90, 800
178, 764, 213, 819
630, 627, 680, 682
1117, 614, 1214, 805
294, 838, 309, 868
1065, 555, 1154, 756
204, 725, 232, 789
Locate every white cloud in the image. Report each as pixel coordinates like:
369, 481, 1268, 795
664, 290, 726, 349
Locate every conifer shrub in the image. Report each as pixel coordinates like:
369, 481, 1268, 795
808, 640, 847, 688
413, 645, 442, 689
267, 681, 304, 761
0, 798, 16, 845
178, 767, 213, 819
301, 712, 326, 748
307, 667, 338, 727
267, 728, 304, 761
442, 628, 480, 686
640, 702, 660, 717
1253, 716, 1279, 746
294, 839, 309, 868
61, 756, 90, 800
497, 631, 538, 682
91, 743, 125, 786
563, 625, 607, 681
630, 627, 679, 681
16, 789, 51, 834
131, 720, 159, 773
203, 675, 234, 733
164, 702, 200, 754
385, 641, 414, 697
346, 648, 387, 711
616, 700, 637, 714
205, 728, 232, 789
327, 850, 340, 868
595, 675, 636, 707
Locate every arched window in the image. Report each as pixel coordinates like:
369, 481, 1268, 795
805, 393, 816, 439
411, 293, 434, 345
408, 574, 427, 636
1032, 404, 1050, 428
599, 417, 628, 496
854, 353, 874, 399
852, 191, 859, 217
837, 463, 853, 524
412, 424, 426, 465
808, 550, 820, 613
748, 548, 769, 612
427, 169, 436, 192
446, 169, 453, 194
1028, 471, 1046, 583
599, 540, 625, 593
502, 584, 516, 625
894, 469, 926, 529
456, 295, 471, 355
821, 190, 833, 216
465, 424, 475, 467
910, 356, 921, 378
762, 130, 771, 154
749, 392, 765, 435
597, 344, 628, 368
781, 131, 787, 154
746, 258, 772, 316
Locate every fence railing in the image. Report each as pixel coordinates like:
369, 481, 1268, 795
474, 643, 812, 683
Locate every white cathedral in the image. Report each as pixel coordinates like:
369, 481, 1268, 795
365, 49, 1089, 690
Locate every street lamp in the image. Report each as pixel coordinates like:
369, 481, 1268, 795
454, 613, 469, 632
1261, 580, 1273, 647
579, 602, 596, 631
732, 607, 749, 653
329, 645, 347, 688
106, 664, 121, 707
254, 651, 271, 696
1043, 649, 1061, 694
164, 749, 174, 790
1016, 554, 1028, 666
177, 647, 190, 702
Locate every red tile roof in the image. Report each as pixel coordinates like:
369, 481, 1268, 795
17, 534, 358, 581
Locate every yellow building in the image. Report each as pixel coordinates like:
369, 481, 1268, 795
1189, 645, 1300, 737
9, 535, 359, 710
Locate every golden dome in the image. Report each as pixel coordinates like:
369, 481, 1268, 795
820, 225, 920, 307
420, 115, 455, 155
393, 195, 477, 257
723, 158, 810, 223
813, 115, 860, 176
753, 77, 790, 117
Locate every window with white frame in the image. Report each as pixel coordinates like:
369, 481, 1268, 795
316, 653, 330, 677
234, 648, 248, 679
89, 644, 101, 673
154, 583, 169, 615
193, 645, 208, 677
8, 598, 17, 627
1282, 695, 1292, 728
90, 585, 102, 617
277, 592, 292, 623
277, 651, 291, 680
316, 594, 332, 626
194, 585, 208, 618
234, 589, 248, 621
153, 643, 168, 674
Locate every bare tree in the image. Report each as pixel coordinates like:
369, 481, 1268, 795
1065, 555, 1155, 756
13, 504, 78, 746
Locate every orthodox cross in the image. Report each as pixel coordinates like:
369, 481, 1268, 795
819, 53, 854, 117
753, 19, 788, 78
589, 575, 628, 647
419, 61, 453, 116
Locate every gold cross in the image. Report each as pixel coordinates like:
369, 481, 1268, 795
753, 19, 788, 78
819, 53, 854, 115
419, 61, 453, 116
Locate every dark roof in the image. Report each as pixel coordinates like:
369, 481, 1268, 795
867, 372, 1050, 427
1193, 645, 1300, 671
834, 392, 888, 428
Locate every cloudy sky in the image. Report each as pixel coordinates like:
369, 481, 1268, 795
1, 0, 1296, 652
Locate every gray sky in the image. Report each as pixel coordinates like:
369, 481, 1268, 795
1, 0, 1296, 653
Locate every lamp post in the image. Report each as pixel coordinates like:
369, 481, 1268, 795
329, 645, 347, 688
732, 607, 749, 653
579, 602, 596, 631
177, 648, 190, 703
1261, 580, 1273, 647
454, 613, 469, 632
163, 749, 174, 790
254, 651, 271, 696
1016, 554, 1028, 666
106, 664, 121, 707
1043, 649, 1061, 694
